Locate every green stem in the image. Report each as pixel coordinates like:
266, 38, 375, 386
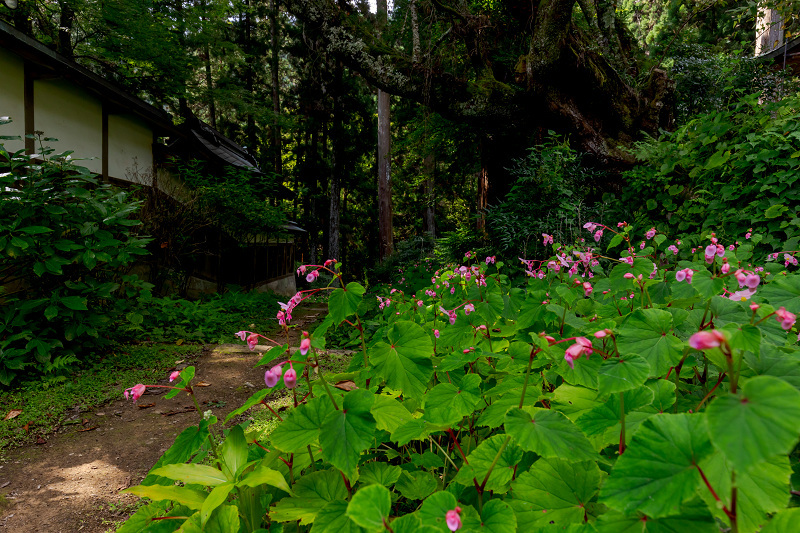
519, 348, 538, 408
479, 435, 511, 492
429, 436, 459, 470
619, 392, 626, 455
313, 352, 340, 410
307, 445, 317, 471
356, 314, 370, 387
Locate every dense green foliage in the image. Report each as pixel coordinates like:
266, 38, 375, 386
0, 128, 152, 384
619, 93, 800, 254
119, 227, 800, 531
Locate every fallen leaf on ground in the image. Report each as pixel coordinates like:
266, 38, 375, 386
77, 426, 98, 432
334, 380, 358, 391
36, 437, 46, 445
22, 423, 30, 432
4, 409, 22, 420
195, 381, 211, 387
137, 403, 156, 409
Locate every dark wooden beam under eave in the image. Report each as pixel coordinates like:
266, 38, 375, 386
102, 104, 109, 181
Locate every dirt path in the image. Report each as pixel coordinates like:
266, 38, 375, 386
0, 307, 329, 533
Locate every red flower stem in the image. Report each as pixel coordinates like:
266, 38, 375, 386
696, 372, 726, 412
260, 400, 284, 421
447, 428, 469, 464
696, 463, 735, 521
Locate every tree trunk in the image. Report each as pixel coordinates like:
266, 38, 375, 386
423, 152, 435, 239
756, 8, 784, 56
328, 64, 343, 263
57, 1, 74, 58
376, 0, 393, 260
271, 0, 283, 176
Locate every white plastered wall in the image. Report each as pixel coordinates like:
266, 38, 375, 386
108, 113, 153, 183
0, 48, 26, 154
34, 78, 102, 173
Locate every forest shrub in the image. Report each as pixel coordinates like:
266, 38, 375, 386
614, 93, 800, 257
0, 128, 152, 384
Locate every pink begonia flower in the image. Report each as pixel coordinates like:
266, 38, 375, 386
689, 330, 725, 350
542, 233, 554, 245
704, 244, 717, 264
265, 365, 282, 388
621, 256, 634, 266
734, 269, 747, 288
775, 307, 797, 330
284, 365, 298, 389
433, 329, 440, 339
745, 274, 760, 289
324, 259, 336, 266
646, 227, 656, 239
728, 288, 756, 302
617, 221, 627, 228
716, 245, 725, 257
446, 507, 462, 532
594, 329, 612, 338
247, 333, 259, 351
235, 331, 248, 341
750, 303, 760, 312
450, 287, 456, 295
639, 241, 646, 250
300, 337, 311, 356
745, 232, 752, 239
564, 337, 593, 369
464, 303, 475, 315
582, 281, 593, 297
721, 263, 730, 275
306, 269, 320, 283
624, 272, 634, 279
417, 300, 424, 307
728, 244, 735, 251
667, 244, 679, 255
675, 270, 686, 282
297, 265, 307, 275
594, 229, 603, 242
169, 371, 181, 382
124, 384, 146, 402
485, 256, 496, 264
583, 222, 597, 232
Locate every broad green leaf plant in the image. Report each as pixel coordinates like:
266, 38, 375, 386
120, 224, 800, 532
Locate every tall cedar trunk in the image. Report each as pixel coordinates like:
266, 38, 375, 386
271, 0, 282, 176
756, 8, 784, 56
328, 65, 343, 263
477, 136, 489, 232
244, 1, 257, 152
423, 152, 435, 238
57, 1, 74, 58
376, 0, 393, 260
309, 129, 319, 265
201, 0, 216, 129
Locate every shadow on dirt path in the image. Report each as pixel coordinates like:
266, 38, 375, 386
0, 306, 329, 533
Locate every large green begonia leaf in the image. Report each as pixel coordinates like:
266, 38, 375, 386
453, 434, 522, 493
617, 309, 683, 376
598, 354, 651, 395
423, 374, 481, 426
270, 395, 337, 453
311, 501, 366, 533
600, 413, 714, 518
346, 484, 392, 532
329, 282, 366, 325
461, 500, 516, 533
510, 457, 601, 528
369, 321, 434, 400
595, 499, 716, 533
320, 389, 377, 478
705, 375, 800, 473
505, 407, 597, 461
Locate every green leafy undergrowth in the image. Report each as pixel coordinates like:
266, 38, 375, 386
119, 230, 800, 532
121, 291, 281, 344
0, 344, 197, 452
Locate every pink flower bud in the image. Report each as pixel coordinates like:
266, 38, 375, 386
446, 507, 462, 531
689, 330, 725, 350
776, 307, 797, 331
750, 303, 760, 312
433, 329, 440, 338
623, 272, 634, 279
169, 371, 181, 382
265, 365, 281, 388
745, 274, 760, 289
284, 365, 298, 389
124, 384, 147, 402
247, 333, 259, 351
594, 329, 612, 338
721, 263, 730, 275
582, 281, 592, 297
300, 337, 311, 356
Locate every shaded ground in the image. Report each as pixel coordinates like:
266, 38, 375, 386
0, 306, 331, 533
